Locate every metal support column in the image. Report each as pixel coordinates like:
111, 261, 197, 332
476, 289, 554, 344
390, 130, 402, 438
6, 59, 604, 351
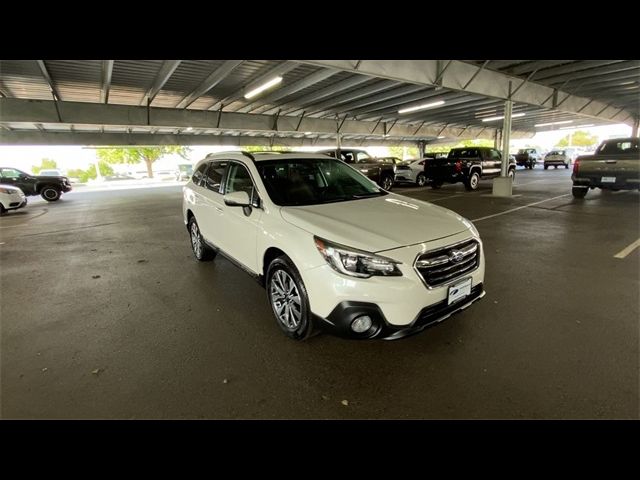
633, 117, 639, 138
493, 100, 513, 197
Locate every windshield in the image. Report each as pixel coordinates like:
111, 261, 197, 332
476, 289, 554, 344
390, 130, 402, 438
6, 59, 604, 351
257, 158, 387, 206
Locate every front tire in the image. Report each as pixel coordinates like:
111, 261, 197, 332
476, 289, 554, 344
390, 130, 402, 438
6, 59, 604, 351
380, 175, 394, 191
266, 256, 314, 340
464, 171, 481, 191
544, 164, 549, 170
40, 186, 61, 202
188, 216, 216, 261
572, 186, 588, 199
508, 169, 515, 181
416, 173, 427, 187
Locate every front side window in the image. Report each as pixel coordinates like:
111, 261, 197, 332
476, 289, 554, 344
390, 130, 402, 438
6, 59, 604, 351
1, 168, 23, 179
489, 149, 502, 160
356, 152, 372, 163
204, 161, 228, 193
257, 158, 386, 207
225, 163, 255, 198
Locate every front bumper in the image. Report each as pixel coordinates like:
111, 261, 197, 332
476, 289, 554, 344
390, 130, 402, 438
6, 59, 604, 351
5, 195, 27, 210
302, 231, 485, 339
313, 283, 485, 340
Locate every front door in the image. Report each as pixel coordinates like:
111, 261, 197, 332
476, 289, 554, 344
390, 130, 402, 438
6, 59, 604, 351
219, 162, 263, 274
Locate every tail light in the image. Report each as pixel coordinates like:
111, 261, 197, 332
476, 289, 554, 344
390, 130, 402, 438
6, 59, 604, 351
573, 159, 580, 174
455, 160, 462, 172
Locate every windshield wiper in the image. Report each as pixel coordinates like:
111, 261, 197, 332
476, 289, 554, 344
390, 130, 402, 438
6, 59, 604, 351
351, 191, 385, 199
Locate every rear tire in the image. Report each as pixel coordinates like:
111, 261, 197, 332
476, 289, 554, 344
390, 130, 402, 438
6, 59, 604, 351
508, 169, 515, 181
266, 255, 314, 341
416, 173, 427, 187
430, 180, 443, 189
544, 165, 548, 170
188, 216, 216, 261
40, 186, 61, 202
565, 164, 569, 169
572, 186, 588, 199
464, 171, 481, 191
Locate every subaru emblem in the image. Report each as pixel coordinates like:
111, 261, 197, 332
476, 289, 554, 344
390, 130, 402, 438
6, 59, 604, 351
449, 250, 464, 263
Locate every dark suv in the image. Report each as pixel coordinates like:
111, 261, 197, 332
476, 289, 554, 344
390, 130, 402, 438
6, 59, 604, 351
0, 167, 72, 201
317, 148, 395, 190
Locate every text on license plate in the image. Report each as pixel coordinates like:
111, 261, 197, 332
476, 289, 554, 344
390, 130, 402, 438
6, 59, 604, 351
601, 176, 616, 183
448, 277, 472, 305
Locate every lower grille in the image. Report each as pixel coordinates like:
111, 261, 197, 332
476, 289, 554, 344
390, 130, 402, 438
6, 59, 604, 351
415, 238, 480, 288
413, 284, 483, 328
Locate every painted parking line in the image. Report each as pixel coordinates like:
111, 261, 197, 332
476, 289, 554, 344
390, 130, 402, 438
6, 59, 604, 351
427, 194, 466, 202
471, 194, 570, 223
613, 238, 640, 259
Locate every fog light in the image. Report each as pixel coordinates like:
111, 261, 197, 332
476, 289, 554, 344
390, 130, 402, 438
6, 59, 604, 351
351, 315, 372, 333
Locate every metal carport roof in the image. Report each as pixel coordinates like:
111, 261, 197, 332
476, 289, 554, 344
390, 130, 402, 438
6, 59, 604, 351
0, 60, 637, 146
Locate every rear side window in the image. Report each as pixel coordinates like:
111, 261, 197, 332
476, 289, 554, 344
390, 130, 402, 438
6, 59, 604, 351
192, 163, 208, 185
204, 161, 228, 193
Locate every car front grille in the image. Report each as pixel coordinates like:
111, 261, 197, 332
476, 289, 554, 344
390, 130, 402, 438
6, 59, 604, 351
414, 238, 480, 288
396, 165, 410, 171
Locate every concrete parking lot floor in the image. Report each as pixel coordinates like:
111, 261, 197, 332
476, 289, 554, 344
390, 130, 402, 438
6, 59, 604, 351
1, 167, 638, 419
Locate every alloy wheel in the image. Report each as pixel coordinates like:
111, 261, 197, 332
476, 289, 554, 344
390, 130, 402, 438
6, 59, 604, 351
270, 269, 302, 330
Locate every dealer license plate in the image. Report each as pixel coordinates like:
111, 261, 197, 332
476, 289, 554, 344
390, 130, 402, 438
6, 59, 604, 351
601, 176, 616, 183
447, 277, 472, 306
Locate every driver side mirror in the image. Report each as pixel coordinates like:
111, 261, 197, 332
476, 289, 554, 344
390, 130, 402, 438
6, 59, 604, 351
224, 190, 251, 207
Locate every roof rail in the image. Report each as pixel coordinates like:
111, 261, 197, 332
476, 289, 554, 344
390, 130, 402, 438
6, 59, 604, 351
204, 150, 255, 161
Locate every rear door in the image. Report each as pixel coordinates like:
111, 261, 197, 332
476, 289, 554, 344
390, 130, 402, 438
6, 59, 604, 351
198, 160, 229, 249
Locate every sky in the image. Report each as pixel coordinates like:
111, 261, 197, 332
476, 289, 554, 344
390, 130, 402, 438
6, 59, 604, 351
0, 123, 632, 173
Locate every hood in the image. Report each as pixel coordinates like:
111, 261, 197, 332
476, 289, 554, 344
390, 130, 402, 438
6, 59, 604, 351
280, 193, 470, 253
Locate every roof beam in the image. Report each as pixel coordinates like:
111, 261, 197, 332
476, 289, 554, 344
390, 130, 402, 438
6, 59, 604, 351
239, 68, 339, 113
543, 61, 640, 85
100, 60, 114, 104
175, 60, 244, 109
505, 60, 574, 77
323, 84, 431, 118
0, 130, 532, 147
140, 60, 182, 106
262, 75, 371, 115
36, 60, 61, 101
0, 97, 534, 143
296, 60, 636, 127
302, 80, 399, 117
208, 61, 299, 111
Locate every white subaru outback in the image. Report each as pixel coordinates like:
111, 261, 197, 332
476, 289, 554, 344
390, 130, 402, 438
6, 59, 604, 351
183, 151, 485, 340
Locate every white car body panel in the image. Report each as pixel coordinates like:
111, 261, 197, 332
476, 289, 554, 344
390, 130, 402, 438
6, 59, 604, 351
0, 184, 27, 212
182, 152, 485, 330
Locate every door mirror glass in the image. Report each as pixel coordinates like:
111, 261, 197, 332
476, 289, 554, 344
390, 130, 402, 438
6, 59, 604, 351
224, 190, 251, 207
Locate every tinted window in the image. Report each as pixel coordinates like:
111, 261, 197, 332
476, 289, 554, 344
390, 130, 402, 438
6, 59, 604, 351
448, 149, 479, 158
192, 163, 208, 185
257, 158, 385, 207
489, 149, 501, 160
340, 151, 355, 163
598, 139, 639, 155
204, 161, 228, 193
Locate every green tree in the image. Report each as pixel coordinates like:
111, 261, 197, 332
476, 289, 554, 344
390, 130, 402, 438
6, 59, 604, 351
557, 130, 598, 147
97, 146, 190, 178
425, 138, 494, 155
387, 146, 419, 160
32, 158, 58, 174
67, 161, 113, 183
243, 145, 291, 152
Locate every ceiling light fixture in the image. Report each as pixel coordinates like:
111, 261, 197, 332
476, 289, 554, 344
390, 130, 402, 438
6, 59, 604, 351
560, 124, 594, 130
398, 100, 445, 114
482, 113, 526, 122
534, 120, 573, 127
244, 76, 283, 99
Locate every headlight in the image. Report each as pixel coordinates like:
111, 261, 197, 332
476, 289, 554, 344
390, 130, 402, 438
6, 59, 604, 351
314, 236, 402, 278
0, 187, 18, 194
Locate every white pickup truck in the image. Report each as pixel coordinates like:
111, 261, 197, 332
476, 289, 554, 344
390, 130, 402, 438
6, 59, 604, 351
571, 137, 640, 198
